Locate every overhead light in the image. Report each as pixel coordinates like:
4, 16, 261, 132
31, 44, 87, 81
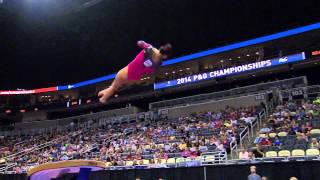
179, 69, 183, 72
255, 52, 259, 55
229, 58, 232, 61
237, 56, 241, 59
186, 67, 190, 70
172, 71, 176, 74
220, 60, 224, 63
246, 54, 250, 57
165, 72, 168, 75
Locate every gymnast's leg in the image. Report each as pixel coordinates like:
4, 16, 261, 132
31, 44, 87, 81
98, 67, 128, 103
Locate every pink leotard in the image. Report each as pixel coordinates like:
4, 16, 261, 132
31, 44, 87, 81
127, 41, 155, 81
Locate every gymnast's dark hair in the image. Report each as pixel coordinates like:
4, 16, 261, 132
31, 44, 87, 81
159, 43, 172, 58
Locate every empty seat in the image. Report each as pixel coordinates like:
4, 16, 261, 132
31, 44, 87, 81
269, 133, 277, 138
204, 155, 215, 162
160, 158, 167, 164
278, 150, 291, 157
259, 134, 267, 138
143, 159, 150, 165
291, 149, 305, 156
310, 129, 320, 134
126, 161, 134, 166
278, 132, 288, 137
265, 151, 277, 158
306, 149, 320, 156
166, 158, 176, 164
176, 157, 186, 163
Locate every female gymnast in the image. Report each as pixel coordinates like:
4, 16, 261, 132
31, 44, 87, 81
98, 40, 172, 103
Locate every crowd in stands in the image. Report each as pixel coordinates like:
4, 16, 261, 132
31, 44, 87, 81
240, 100, 320, 159
0, 106, 259, 173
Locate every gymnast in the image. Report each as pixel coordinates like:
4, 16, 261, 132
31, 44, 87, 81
98, 40, 172, 103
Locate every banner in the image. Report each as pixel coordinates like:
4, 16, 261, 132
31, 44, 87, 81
154, 52, 306, 90
0, 87, 57, 95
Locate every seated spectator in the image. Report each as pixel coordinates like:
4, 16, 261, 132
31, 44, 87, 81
260, 138, 272, 146
296, 133, 308, 143
309, 138, 319, 149
198, 142, 208, 152
181, 147, 191, 158
239, 149, 249, 160
252, 144, 264, 158
259, 124, 272, 134
272, 136, 282, 148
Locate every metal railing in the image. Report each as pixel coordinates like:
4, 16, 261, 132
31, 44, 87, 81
280, 85, 320, 100
150, 76, 307, 110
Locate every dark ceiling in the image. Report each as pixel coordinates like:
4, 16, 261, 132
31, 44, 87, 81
0, 0, 320, 90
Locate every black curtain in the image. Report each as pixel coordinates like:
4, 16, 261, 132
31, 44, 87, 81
5, 161, 320, 180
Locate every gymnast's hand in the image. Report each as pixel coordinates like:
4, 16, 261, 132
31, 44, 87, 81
98, 88, 118, 103
98, 89, 108, 103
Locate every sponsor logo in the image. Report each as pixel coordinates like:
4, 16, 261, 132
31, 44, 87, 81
278, 57, 288, 63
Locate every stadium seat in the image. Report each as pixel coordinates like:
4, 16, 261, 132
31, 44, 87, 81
306, 149, 320, 156
160, 159, 167, 164
195, 156, 204, 162
143, 159, 150, 165
265, 151, 277, 158
176, 157, 186, 163
166, 158, 176, 164
291, 149, 305, 156
310, 129, 320, 134
278, 132, 288, 137
268, 133, 277, 138
278, 150, 291, 157
126, 161, 134, 166
105, 162, 112, 167
204, 155, 215, 162
259, 134, 267, 138
157, 144, 165, 148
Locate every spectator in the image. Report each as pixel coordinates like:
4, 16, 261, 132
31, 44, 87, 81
309, 138, 319, 149
289, 177, 298, 180
248, 166, 261, 180
252, 145, 264, 158
272, 136, 282, 148
260, 138, 272, 146
239, 149, 249, 160
259, 124, 272, 134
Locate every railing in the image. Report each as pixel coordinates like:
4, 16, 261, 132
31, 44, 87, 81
0, 163, 17, 174
0, 109, 152, 138
239, 126, 249, 148
228, 155, 320, 164
0, 127, 92, 174
233, 108, 266, 159
229, 139, 237, 158
280, 85, 320, 100
150, 76, 307, 110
